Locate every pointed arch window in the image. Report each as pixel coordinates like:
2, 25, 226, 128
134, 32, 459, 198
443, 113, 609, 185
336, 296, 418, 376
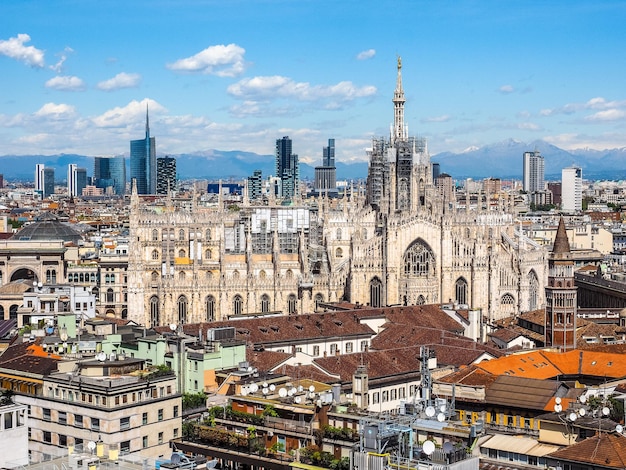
150, 296, 160, 326
287, 294, 297, 314
261, 294, 270, 313
205, 295, 215, 322
501, 293, 515, 315
178, 229, 185, 241
178, 295, 188, 324
403, 240, 435, 277
455, 277, 468, 305
152, 229, 159, 241
370, 277, 382, 308
336, 228, 342, 240
106, 288, 114, 303
151, 250, 159, 260
528, 270, 539, 311
416, 295, 426, 305
233, 295, 243, 316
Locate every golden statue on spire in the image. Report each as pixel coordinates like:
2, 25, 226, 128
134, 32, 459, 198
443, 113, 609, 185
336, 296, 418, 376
397, 56, 402, 70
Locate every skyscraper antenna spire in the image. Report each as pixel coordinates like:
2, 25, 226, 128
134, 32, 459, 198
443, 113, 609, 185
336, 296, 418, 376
145, 103, 150, 138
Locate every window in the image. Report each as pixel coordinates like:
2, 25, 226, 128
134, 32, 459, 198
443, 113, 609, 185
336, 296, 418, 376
261, 294, 270, 313
158, 432, 164, 444
58, 411, 67, 425
178, 249, 186, 258
372, 392, 380, 404
382, 391, 389, 402
403, 240, 435, 277
287, 294, 297, 314
151, 271, 159, 282
370, 277, 382, 308
142, 412, 148, 425
455, 277, 468, 305
360, 341, 368, 352
59, 434, 67, 447
205, 229, 211, 241
4, 411, 13, 429
43, 408, 51, 421
179, 229, 185, 241
313, 345, 320, 356
43, 431, 52, 443
345, 342, 353, 353
335, 247, 343, 258
120, 417, 130, 430
330, 343, 338, 355
177, 295, 188, 324
158, 409, 163, 421
152, 229, 159, 241
150, 296, 160, 326
91, 417, 100, 431
233, 295, 243, 316
120, 440, 130, 453
143, 436, 149, 448
174, 405, 179, 418
205, 295, 215, 321
173, 428, 179, 438
152, 250, 159, 260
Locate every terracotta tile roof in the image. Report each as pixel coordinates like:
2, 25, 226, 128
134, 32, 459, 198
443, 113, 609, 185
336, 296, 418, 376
437, 364, 498, 387
547, 433, 626, 468
0, 337, 60, 376
272, 363, 340, 384
246, 347, 292, 372
476, 350, 562, 379
485, 375, 561, 410
489, 328, 523, 342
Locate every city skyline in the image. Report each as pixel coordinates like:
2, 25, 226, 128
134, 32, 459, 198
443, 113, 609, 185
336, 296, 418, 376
1, 1, 626, 166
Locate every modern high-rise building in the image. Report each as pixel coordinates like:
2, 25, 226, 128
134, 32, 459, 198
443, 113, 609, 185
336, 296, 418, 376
522, 150, 545, 193
35, 164, 54, 198
0, 174, 3, 188
561, 166, 582, 213
247, 170, 263, 201
130, 107, 156, 195
314, 138, 338, 197
156, 156, 176, 195
275, 136, 299, 200
67, 164, 87, 197
95, 156, 126, 196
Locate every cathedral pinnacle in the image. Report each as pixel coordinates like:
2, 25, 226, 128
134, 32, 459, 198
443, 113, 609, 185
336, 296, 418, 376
392, 56, 406, 144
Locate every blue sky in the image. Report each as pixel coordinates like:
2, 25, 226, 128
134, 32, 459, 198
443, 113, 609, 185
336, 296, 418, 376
1, 0, 625, 166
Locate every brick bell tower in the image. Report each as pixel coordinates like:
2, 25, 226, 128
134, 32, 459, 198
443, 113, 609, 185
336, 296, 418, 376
545, 217, 577, 350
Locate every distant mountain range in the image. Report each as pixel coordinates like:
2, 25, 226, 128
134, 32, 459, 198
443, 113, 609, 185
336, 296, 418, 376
2, 139, 626, 182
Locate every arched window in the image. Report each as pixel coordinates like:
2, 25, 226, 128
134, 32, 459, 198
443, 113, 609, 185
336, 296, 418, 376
90, 273, 96, 282
106, 288, 114, 303
336, 247, 343, 258
455, 277, 468, 305
151, 250, 159, 260
232, 270, 239, 279
233, 295, 243, 316
179, 229, 185, 241
336, 228, 342, 240
152, 229, 159, 241
528, 270, 539, 311
362, 228, 367, 240
403, 240, 436, 277
287, 294, 297, 314
501, 293, 515, 315
0, 271, 3, 286
9, 304, 18, 320
370, 277, 382, 308
205, 270, 213, 279
151, 271, 159, 282
259, 270, 266, 279
261, 294, 270, 313
178, 271, 186, 282
205, 249, 212, 259
205, 295, 215, 322
178, 295, 188, 324
150, 296, 159, 326
205, 229, 211, 241
285, 269, 293, 279
178, 249, 186, 258
314, 293, 324, 309
416, 295, 426, 305
0, 305, 4, 319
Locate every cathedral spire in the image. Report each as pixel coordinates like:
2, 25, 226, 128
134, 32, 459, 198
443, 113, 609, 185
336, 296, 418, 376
552, 217, 571, 256
392, 56, 406, 144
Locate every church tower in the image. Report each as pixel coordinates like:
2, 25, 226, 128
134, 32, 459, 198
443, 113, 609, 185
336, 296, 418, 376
545, 217, 577, 350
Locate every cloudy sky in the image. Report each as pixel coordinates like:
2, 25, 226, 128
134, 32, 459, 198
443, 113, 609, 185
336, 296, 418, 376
1, 0, 625, 165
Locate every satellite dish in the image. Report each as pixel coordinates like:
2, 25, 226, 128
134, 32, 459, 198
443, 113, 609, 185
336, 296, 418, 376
437, 413, 445, 422
250, 383, 259, 393
262, 387, 269, 395
295, 396, 302, 404
287, 388, 295, 396
290, 387, 298, 395
579, 395, 587, 404
278, 388, 288, 398
308, 391, 316, 399
269, 384, 276, 392
616, 424, 624, 433
171, 453, 182, 464
87, 441, 96, 451
425, 406, 436, 418
442, 442, 454, 454
262, 382, 268, 388
603, 406, 610, 416
169, 324, 177, 331
241, 388, 248, 397
555, 397, 562, 404
298, 385, 304, 392
439, 404, 447, 413
247, 366, 253, 372
569, 412, 577, 421
206, 461, 218, 469
578, 408, 586, 416
309, 385, 315, 392
422, 440, 435, 456
554, 404, 563, 413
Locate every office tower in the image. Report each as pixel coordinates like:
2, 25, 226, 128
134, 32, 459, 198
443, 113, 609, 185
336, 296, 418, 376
432, 163, 441, 181
435, 173, 454, 203
522, 150, 544, 193
156, 156, 176, 195
247, 170, 263, 201
95, 156, 126, 196
275, 136, 299, 200
67, 164, 87, 197
561, 166, 582, 212
545, 217, 577, 350
130, 107, 156, 194
313, 139, 338, 197
0, 174, 3, 188
547, 182, 562, 206
35, 164, 45, 195
42, 168, 55, 198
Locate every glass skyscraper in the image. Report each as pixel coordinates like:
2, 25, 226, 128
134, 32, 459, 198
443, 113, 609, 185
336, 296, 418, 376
130, 107, 156, 194
156, 156, 176, 195
275, 136, 299, 200
94, 156, 126, 196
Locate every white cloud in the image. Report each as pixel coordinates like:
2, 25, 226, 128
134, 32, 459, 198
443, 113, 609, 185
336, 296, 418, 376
97, 72, 142, 91
45, 75, 86, 91
49, 46, 74, 73
423, 115, 451, 123
227, 76, 376, 102
0, 33, 45, 67
585, 109, 625, 122
34, 102, 77, 119
166, 43, 246, 77
517, 122, 540, 130
356, 49, 376, 60
92, 98, 166, 128
499, 84, 514, 94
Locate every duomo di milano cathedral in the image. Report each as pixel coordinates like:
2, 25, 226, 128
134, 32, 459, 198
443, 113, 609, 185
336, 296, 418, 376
127, 58, 548, 327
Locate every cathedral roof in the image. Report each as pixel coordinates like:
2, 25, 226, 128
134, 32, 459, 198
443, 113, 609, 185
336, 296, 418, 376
552, 216, 571, 255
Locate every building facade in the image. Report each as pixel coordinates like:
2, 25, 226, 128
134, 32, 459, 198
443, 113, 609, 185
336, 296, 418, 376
94, 156, 126, 196
314, 138, 338, 197
562, 166, 582, 213
156, 156, 176, 195
67, 164, 87, 197
275, 136, 299, 200
130, 108, 156, 195
126, 58, 548, 327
